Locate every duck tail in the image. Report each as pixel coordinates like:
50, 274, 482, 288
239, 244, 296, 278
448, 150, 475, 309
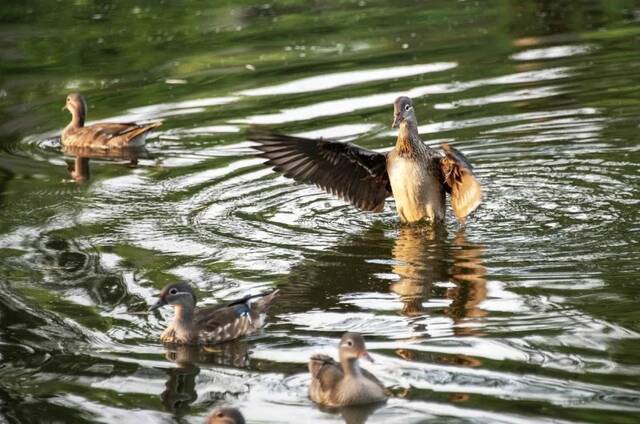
252, 289, 279, 313
227, 289, 279, 313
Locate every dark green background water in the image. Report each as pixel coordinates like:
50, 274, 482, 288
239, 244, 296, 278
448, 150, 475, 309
1, 1, 639, 423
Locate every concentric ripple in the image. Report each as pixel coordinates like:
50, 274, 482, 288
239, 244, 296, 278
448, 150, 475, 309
1, 2, 640, 423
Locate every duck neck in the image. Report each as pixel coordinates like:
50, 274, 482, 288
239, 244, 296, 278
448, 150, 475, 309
174, 304, 195, 332
67, 108, 85, 130
341, 356, 362, 377
395, 120, 423, 157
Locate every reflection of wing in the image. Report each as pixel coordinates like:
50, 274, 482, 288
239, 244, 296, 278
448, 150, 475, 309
250, 129, 391, 212
63, 121, 161, 148
439, 144, 482, 222
309, 354, 343, 393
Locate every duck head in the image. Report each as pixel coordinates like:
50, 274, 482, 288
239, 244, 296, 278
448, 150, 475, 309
150, 282, 197, 311
207, 407, 245, 424
339, 332, 373, 362
62, 93, 87, 127
391, 96, 417, 129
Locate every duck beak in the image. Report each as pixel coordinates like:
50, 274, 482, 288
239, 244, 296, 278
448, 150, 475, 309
149, 297, 167, 311
391, 113, 401, 129
62, 104, 68, 112
360, 350, 374, 363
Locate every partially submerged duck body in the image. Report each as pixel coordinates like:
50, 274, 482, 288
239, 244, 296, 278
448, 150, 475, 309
150, 282, 279, 345
309, 333, 388, 407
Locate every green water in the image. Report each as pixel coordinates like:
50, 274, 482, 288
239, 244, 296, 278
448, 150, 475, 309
1, 1, 639, 423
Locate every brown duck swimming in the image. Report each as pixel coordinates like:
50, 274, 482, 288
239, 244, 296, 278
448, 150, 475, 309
150, 282, 279, 345
207, 407, 245, 424
308, 333, 388, 407
62, 93, 161, 149
250, 96, 482, 224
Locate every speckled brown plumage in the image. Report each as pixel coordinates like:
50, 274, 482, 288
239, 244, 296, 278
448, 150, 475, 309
61, 93, 161, 149
150, 282, 279, 346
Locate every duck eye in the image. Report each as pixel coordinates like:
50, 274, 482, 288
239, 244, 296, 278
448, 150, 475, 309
404, 104, 410, 111
169, 288, 178, 295
347, 340, 353, 347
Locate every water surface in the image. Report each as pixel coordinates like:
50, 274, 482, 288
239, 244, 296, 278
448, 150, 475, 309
1, 1, 639, 423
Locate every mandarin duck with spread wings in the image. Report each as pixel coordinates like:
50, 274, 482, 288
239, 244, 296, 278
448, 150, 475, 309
250, 96, 482, 224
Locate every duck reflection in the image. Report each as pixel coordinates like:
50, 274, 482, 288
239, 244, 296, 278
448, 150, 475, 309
445, 230, 488, 329
391, 227, 486, 373
161, 359, 199, 414
62, 145, 146, 183
163, 341, 251, 368
391, 227, 487, 328
390, 226, 447, 317
281, 224, 487, 330
160, 342, 252, 413
317, 403, 384, 424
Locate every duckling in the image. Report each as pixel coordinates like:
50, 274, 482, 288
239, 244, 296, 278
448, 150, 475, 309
250, 96, 482, 224
207, 407, 245, 424
61, 92, 161, 149
150, 282, 279, 345
309, 333, 388, 407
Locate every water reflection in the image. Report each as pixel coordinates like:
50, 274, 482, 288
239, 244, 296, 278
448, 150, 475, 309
390, 226, 448, 317
62, 146, 147, 183
161, 342, 252, 413
391, 227, 487, 371
163, 342, 251, 369
1, 0, 639, 422
390, 227, 486, 323
319, 402, 384, 424
162, 360, 199, 414
66, 156, 91, 183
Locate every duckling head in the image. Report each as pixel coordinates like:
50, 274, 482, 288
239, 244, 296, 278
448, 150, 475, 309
207, 407, 245, 424
339, 332, 373, 362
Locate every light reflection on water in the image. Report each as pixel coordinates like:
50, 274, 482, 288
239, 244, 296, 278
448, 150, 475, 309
1, 1, 640, 423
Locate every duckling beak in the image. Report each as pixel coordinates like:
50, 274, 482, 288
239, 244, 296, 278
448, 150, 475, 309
61, 104, 68, 112
360, 350, 374, 363
149, 297, 167, 311
391, 113, 401, 129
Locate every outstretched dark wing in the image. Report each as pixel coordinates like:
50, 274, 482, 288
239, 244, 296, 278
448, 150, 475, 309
249, 129, 391, 212
439, 143, 482, 223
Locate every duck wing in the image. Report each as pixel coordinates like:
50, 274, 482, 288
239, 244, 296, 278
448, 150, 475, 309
361, 368, 390, 395
309, 354, 343, 393
250, 129, 391, 212
194, 302, 254, 344
194, 291, 278, 344
227, 289, 279, 312
63, 122, 161, 148
439, 143, 482, 223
